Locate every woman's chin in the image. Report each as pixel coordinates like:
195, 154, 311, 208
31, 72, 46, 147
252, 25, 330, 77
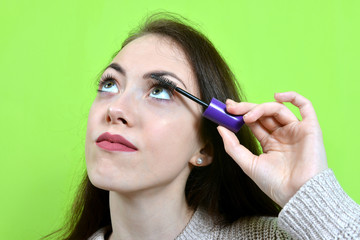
88, 170, 141, 194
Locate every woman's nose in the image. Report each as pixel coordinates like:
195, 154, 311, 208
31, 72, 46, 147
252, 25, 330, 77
106, 95, 134, 126
107, 106, 128, 125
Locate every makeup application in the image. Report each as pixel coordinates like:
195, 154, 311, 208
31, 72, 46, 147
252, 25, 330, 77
151, 74, 244, 132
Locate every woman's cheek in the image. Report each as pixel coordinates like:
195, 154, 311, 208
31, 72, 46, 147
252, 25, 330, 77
143, 107, 198, 147
87, 103, 105, 134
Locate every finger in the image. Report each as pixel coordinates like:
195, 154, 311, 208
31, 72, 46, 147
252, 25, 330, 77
217, 126, 256, 175
274, 92, 317, 120
244, 102, 298, 126
246, 121, 271, 146
225, 100, 272, 143
259, 117, 282, 133
225, 99, 257, 115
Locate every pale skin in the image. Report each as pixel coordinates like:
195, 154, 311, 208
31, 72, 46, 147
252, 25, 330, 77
86, 34, 328, 239
218, 92, 328, 207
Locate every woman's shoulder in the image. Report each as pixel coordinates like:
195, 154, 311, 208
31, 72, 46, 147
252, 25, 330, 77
176, 208, 291, 239
230, 215, 291, 239
216, 215, 292, 239
87, 212, 291, 240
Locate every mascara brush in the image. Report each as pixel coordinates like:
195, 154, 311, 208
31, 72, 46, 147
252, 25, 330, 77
151, 74, 244, 132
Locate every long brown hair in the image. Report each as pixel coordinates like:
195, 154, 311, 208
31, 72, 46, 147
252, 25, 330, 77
44, 13, 280, 240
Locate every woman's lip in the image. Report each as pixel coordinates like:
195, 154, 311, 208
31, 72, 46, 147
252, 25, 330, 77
96, 141, 137, 152
96, 132, 137, 152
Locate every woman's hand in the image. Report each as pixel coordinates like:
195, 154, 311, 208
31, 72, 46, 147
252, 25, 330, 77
217, 92, 328, 207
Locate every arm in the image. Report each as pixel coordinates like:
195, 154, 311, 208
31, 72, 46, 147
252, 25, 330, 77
279, 168, 360, 239
218, 92, 360, 238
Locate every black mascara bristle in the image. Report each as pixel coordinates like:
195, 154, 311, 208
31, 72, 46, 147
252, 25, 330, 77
150, 74, 209, 108
151, 74, 176, 91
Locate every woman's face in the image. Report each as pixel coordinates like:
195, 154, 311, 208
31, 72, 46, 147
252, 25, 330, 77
85, 34, 206, 194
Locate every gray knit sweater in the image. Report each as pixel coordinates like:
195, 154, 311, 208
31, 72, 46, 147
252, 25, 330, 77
89, 169, 360, 239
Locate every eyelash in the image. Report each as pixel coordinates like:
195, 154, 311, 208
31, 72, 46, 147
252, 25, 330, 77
97, 74, 175, 100
97, 73, 117, 92
148, 79, 174, 92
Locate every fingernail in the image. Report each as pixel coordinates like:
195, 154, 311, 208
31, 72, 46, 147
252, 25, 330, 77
243, 112, 251, 120
226, 99, 236, 106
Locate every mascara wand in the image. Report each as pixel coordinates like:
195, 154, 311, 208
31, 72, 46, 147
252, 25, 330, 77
151, 74, 244, 132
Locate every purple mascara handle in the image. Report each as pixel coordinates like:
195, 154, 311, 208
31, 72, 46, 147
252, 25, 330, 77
202, 98, 245, 132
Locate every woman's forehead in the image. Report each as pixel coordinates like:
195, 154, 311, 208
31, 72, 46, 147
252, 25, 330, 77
116, 34, 187, 63
111, 34, 199, 91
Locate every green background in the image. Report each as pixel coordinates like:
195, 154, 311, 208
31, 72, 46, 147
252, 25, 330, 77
1, 0, 359, 239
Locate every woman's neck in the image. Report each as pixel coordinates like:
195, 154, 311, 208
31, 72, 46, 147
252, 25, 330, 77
108, 186, 193, 240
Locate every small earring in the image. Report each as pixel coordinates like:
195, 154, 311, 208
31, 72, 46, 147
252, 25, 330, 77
196, 158, 203, 165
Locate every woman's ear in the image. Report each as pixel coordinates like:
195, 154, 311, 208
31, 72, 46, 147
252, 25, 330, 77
189, 142, 213, 167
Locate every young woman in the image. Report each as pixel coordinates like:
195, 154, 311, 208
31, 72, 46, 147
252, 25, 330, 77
47, 14, 360, 239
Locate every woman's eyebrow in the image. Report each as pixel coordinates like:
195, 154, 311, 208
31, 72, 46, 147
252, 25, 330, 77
105, 63, 187, 89
143, 71, 187, 89
106, 63, 126, 76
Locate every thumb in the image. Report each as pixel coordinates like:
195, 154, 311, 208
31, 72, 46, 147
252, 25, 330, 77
217, 126, 255, 176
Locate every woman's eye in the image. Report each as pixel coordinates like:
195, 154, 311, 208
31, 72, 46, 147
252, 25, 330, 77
149, 86, 171, 100
99, 80, 119, 93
